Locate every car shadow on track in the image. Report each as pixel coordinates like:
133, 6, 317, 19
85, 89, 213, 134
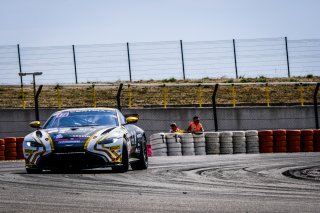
15, 168, 135, 175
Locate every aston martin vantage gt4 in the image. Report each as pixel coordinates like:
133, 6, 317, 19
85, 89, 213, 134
23, 108, 148, 173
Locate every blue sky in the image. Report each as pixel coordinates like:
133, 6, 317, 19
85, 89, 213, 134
0, 0, 319, 46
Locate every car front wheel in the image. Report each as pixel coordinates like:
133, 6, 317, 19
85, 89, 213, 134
112, 141, 129, 173
131, 137, 148, 170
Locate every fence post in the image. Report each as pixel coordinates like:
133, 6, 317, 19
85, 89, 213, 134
72, 45, 78, 84
116, 83, 123, 110
180, 40, 186, 80
197, 85, 203, 108
128, 85, 132, 109
56, 84, 61, 109
20, 86, 26, 109
285, 37, 291, 78
162, 85, 168, 109
212, 84, 219, 131
17, 44, 23, 87
232, 39, 239, 79
314, 83, 320, 129
92, 84, 96, 108
265, 83, 270, 107
35, 85, 43, 121
299, 83, 304, 106
126, 42, 132, 82
231, 84, 236, 107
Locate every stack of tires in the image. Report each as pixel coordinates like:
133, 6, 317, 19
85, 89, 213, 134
258, 130, 273, 153
314, 130, 320, 152
16, 137, 24, 160
0, 139, 5, 160
232, 131, 246, 154
180, 133, 195, 156
150, 133, 167, 156
273, 130, 287, 153
5, 137, 17, 160
287, 130, 301, 152
220, 131, 233, 154
245, 130, 259, 154
166, 133, 182, 156
301, 130, 313, 152
205, 132, 220, 155
193, 133, 206, 155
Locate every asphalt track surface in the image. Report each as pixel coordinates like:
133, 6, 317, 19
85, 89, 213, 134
0, 153, 320, 212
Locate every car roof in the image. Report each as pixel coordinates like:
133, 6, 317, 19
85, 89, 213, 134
55, 108, 118, 113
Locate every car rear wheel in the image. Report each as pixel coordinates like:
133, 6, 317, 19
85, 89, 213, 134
131, 136, 148, 170
112, 141, 129, 173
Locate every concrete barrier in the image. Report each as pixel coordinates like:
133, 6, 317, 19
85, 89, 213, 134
0, 106, 317, 138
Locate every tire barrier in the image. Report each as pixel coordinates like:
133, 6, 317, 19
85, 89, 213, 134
219, 131, 233, 154
314, 130, 320, 152
150, 133, 167, 157
301, 130, 314, 152
0, 139, 5, 161
232, 131, 246, 154
4, 137, 17, 160
166, 133, 182, 156
245, 130, 259, 154
287, 130, 301, 152
273, 130, 287, 153
205, 132, 220, 155
1, 129, 320, 162
193, 133, 206, 155
16, 137, 24, 160
180, 133, 195, 156
258, 130, 273, 153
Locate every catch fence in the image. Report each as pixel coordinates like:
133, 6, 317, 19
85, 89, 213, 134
0, 37, 320, 85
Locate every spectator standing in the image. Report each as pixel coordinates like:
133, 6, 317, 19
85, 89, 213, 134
187, 116, 204, 133
169, 123, 183, 133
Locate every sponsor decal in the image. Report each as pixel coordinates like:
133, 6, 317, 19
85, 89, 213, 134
55, 134, 63, 139
56, 138, 82, 144
107, 145, 121, 151
71, 135, 90, 138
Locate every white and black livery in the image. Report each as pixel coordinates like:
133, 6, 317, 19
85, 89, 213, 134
23, 108, 148, 173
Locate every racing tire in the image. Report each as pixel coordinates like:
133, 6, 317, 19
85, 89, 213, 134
112, 142, 129, 173
246, 136, 259, 142
181, 143, 194, 148
168, 152, 182, 156
26, 168, 42, 174
205, 132, 220, 138
233, 136, 246, 143
205, 137, 219, 143
131, 139, 148, 170
233, 131, 245, 137
220, 148, 233, 154
245, 130, 258, 137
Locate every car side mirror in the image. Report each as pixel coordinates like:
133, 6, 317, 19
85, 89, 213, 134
126, 116, 139, 124
30, 121, 41, 129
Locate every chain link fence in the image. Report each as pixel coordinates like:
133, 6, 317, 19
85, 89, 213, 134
0, 37, 319, 85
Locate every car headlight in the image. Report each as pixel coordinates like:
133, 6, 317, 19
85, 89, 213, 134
99, 137, 121, 145
25, 140, 43, 147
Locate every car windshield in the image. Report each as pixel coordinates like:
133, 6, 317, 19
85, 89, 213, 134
43, 110, 118, 128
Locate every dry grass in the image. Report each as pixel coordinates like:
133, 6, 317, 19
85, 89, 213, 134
0, 76, 319, 108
